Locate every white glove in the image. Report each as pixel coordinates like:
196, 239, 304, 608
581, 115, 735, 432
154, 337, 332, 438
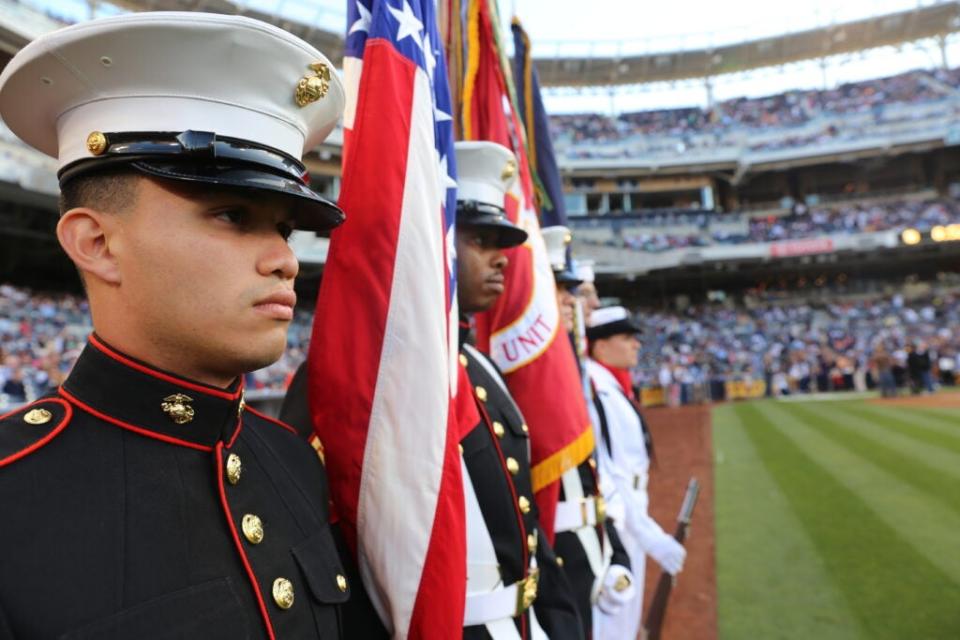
595, 564, 636, 615
647, 533, 685, 576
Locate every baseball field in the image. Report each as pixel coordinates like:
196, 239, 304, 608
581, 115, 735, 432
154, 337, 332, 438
642, 393, 960, 640
714, 395, 960, 639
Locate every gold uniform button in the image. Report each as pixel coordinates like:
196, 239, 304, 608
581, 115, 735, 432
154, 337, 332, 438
518, 496, 531, 514
23, 408, 52, 425
527, 533, 537, 554
337, 574, 348, 592
242, 514, 264, 544
613, 573, 632, 592
521, 423, 529, 434
492, 421, 505, 438
459, 354, 468, 367
556, 556, 564, 567
458, 444, 464, 455
475, 386, 487, 402
272, 577, 295, 609
226, 453, 242, 485
506, 457, 520, 475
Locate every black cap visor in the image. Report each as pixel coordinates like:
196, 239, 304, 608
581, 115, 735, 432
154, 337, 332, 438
586, 318, 642, 341
458, 200, 528, 248
553, 268, 583, 288
129, 160, 344, 233
57, 131, 344, 233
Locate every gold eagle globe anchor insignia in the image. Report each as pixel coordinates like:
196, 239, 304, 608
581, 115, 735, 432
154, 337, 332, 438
501, 159, 517, 181
161, 393, 195, 425
295, 62, 331, 108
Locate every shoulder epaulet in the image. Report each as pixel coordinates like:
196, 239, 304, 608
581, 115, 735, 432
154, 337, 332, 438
0, 397, 72, 469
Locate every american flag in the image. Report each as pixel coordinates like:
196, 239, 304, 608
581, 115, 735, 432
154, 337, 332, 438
305, 1, 466, 638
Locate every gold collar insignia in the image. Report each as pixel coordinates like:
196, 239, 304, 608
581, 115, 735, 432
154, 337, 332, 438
161, 393, 195, 425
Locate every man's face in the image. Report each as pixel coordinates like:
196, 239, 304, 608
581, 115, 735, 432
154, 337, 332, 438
577, 281, 600, 315
456, 226, 508, 313
107, 177, 299, 382
556, 283, 577, 333
595, 332, 641, 369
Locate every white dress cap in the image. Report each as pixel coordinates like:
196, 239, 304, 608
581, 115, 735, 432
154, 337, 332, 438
454, 140, 518, 209
541, 225, 572, 272
574, 259, 595, 284
0, 12, 344, 168
586, 305, 641, 340
588, 305, 629, 328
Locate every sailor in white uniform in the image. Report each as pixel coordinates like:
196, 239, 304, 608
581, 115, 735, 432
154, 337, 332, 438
585, 306, 686, 640
541, 229, 637, 639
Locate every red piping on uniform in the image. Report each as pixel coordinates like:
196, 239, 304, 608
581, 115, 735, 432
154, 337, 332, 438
226, 416, 244, 449
89, 334, 241, 401
216, 442, 277, 640
0, 399, 72, 468
59, 387, 213, 452
245, 405, 298, 436
473, 392, 529, 639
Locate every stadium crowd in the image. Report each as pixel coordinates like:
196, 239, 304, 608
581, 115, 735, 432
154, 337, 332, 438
5, 280, 959, 409
0, 284, 312, 408
632, 285, 960, 405
0, 284, 89, 407
550, 67, 960, 158
745, 198, 960, 242
575, 197, 960, 253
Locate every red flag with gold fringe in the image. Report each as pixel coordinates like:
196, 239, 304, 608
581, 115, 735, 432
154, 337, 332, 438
446, 0, 594, 542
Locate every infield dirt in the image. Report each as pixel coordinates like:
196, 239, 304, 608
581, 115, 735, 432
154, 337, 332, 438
641, 405, 717, 640
869, 389, 960, 408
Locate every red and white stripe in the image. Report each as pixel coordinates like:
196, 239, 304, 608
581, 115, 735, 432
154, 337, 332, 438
307, 38, 465, 640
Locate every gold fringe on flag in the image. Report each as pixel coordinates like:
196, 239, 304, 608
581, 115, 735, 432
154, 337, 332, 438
443, 0, 464, 140
530, 426, 595, 493
460, 0, 482, 140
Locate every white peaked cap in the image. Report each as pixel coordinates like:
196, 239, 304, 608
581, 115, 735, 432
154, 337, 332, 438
0, 12, 345, 168
588, 306, 629, 327
574, 259, 595, 284
454, 140, 518, 208
541, 226, 572, 272
586, 305, 641, 340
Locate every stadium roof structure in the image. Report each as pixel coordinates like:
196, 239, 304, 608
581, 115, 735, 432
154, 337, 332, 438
104, 1, 960, 88
533, 3, 960, 87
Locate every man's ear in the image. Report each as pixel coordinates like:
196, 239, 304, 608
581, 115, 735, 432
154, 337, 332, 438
56, 208, 122, 286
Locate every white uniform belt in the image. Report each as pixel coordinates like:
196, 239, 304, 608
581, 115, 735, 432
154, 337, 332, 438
464, 567, 540, 627
554, 496, 606, 533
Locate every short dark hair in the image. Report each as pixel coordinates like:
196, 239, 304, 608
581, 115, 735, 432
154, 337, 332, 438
58, 169, 141, 290
58, 169, 140, 216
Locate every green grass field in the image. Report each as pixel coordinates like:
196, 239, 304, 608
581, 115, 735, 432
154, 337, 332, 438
713, 397, 960, 639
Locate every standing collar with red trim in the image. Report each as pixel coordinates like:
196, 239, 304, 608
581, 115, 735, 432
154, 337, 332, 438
60, 335, 244, 451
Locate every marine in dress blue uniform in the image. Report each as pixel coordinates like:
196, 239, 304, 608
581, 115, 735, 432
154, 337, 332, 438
0, 12, 356, 639
541, 228, 636, 640
455, 142, 583, 640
